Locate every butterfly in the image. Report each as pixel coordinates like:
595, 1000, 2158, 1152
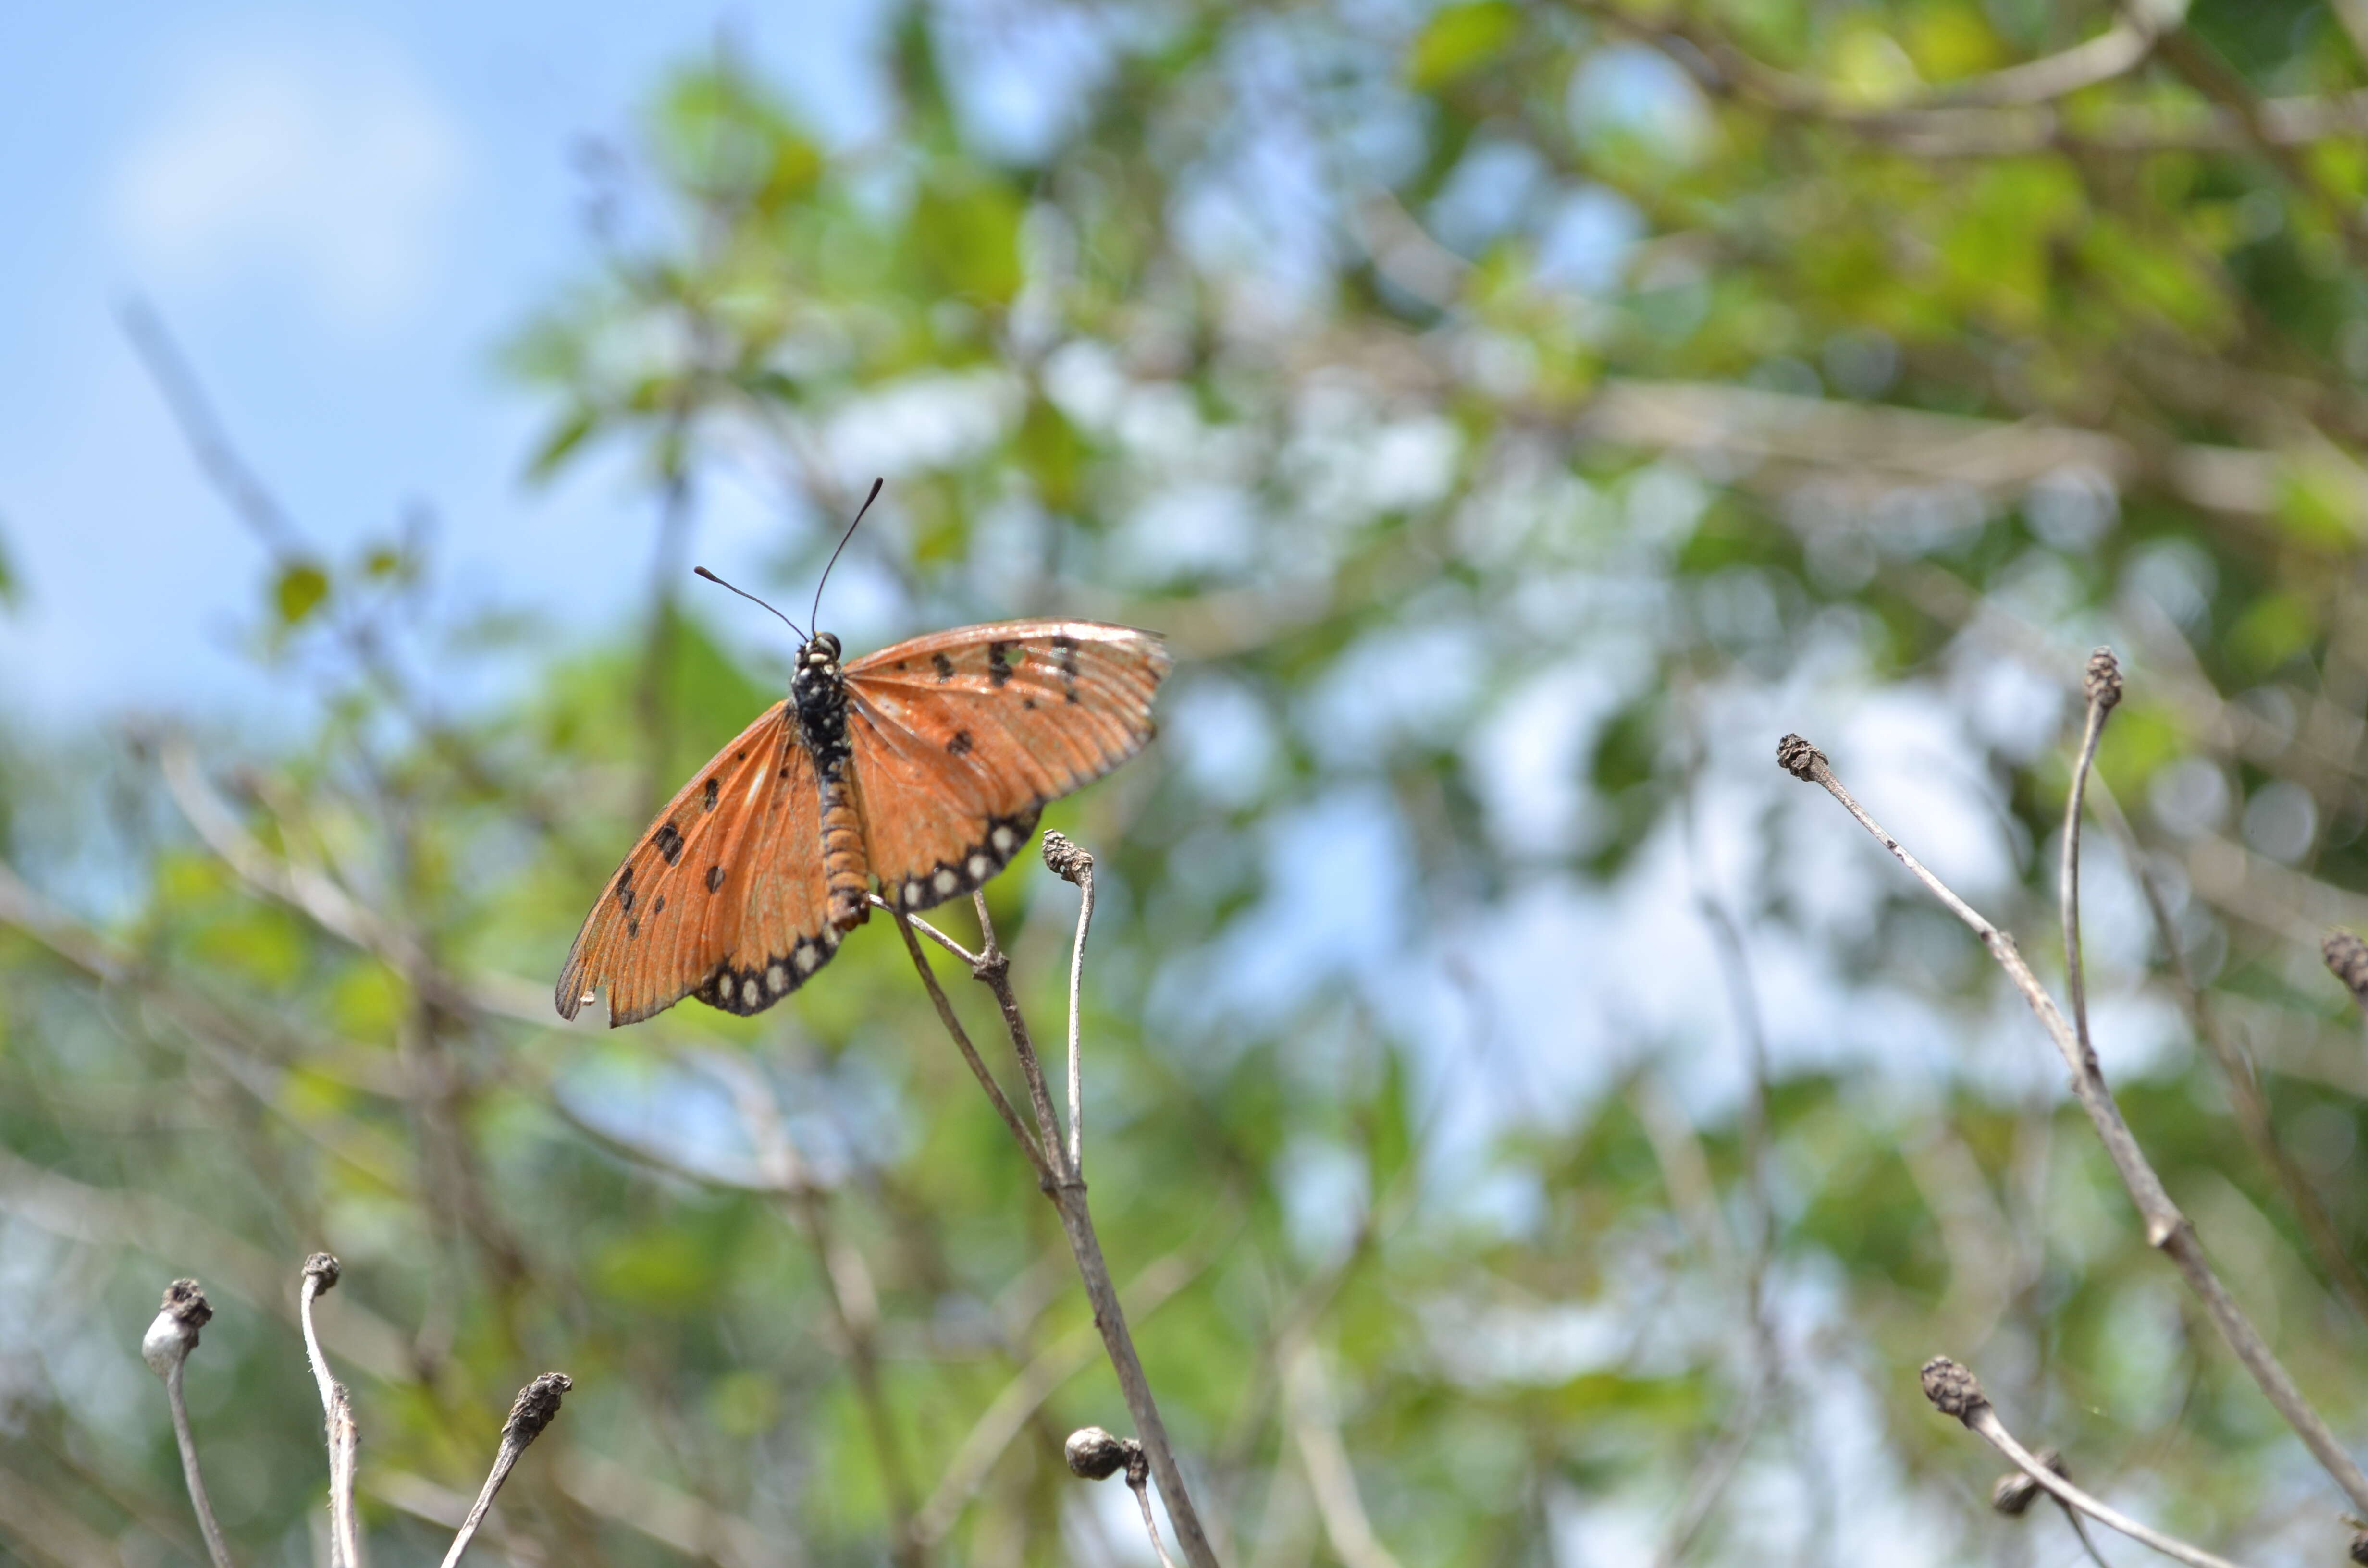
555, 487, 1171, 1027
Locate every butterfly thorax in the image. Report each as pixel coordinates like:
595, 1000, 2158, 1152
791, 633, 852, 776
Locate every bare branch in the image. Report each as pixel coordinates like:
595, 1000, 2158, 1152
1780, 717, 2368, 1516
900, 858, 1221, 1568
299, 1255, 360, 1568
1921, 1358, 2250, 1568
140, 1279, 235, 1568
439, 1372, 574, 1568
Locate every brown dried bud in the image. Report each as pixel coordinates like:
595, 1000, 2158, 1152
2084, 648, 2122, 711
502, 1372, 573, 1449
303, 1253, 341, 1292
1920, 1356, 1987, 1421
141, 1279, 214, 1376
1776, 734, 1826, 782
1064, 1426, 1135, 1481
160, 1278, 213, 1330
1042, 832, 1094, 884
2326, 932, 2368, 1008
1990, 1448, 2065, 1516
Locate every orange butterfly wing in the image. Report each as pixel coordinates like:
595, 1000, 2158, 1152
555, 705, 841, 1026
842, 620, 1171, 911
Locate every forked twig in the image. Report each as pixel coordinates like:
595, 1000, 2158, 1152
1778, 654, 2368, 1519
1922, 1357, 2248, 1568
299, 1254, 360, 1568
141, 1279, 236, 1568
889, 908, 1056, 1186
897, 840, 1221, 1568
439, 1372, 574, 1568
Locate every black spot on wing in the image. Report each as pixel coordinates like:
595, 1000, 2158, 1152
932, 652, 955, 682
947, 729, 973, 755
703, 777, 719, 811
653, 822, 685, 865
988, 641, 1015, 686
706, 865, 726, 893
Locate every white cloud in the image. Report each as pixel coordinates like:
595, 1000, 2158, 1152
110, 26, 464, 329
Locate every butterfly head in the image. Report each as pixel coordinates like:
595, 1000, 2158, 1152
800, 632, 842, 676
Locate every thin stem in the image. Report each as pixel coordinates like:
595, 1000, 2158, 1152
889, 908, 1056, 1187
1046, 1186, 1222, 1568
163, 1361, 237, 1568
870, 894, 979, 965
972, 892, 1071, 1179
440, 1373, 572, 1568
1782, 720, 2368, 1517
300, 1257, 360, 1568
1062, 857, 1096, 1176
1128, 1468, 1183, 1568
2060, 664, 2110, 1071
1922, 1358, 2249, 1568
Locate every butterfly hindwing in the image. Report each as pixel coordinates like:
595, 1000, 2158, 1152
695, 738, 847, 1017
555, 704, 840, 1026
843, 620, 1170, 911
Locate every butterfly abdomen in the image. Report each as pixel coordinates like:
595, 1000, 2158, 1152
794, 641, 873, 931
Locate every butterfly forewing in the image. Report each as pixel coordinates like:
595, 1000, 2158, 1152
844, 620, 1170, 911
556, 704, 841, 1026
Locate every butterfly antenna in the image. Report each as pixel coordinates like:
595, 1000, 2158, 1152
692, 566, 808, 641
809, 477, 884, 634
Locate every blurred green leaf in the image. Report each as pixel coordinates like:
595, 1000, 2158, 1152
274, 561, 331, 627
1406, 1, 1517, 89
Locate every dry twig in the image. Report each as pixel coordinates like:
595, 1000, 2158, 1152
1921, 1357, 2247, 1568
440, 1372, 574, 1568
1778, 665, 2368, 1518
893, 839, 1222, 1568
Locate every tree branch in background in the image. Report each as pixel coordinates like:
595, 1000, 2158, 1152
697, 1049, 925, 1568
299, 1254, 360, 1568
2090, 785, 2368, 1325
140, 1279, 236, 1568
1778, 670, 2368, 1520
439, 1372, 574, 1568
1920, 1357, 2247, 1568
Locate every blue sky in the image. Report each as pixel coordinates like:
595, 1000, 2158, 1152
0, 0, 887, 726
